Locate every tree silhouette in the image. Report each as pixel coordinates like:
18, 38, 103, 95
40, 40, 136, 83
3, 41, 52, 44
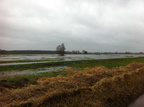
56, 43, 65, 56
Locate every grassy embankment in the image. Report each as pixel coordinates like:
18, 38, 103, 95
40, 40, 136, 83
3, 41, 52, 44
0, 57, 144, 88
0, 62, 144, 106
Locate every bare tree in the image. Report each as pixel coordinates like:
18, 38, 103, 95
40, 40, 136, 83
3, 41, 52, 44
56, 43, 65, 56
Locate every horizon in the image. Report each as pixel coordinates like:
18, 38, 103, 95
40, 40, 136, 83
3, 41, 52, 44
0, 49, 144, 53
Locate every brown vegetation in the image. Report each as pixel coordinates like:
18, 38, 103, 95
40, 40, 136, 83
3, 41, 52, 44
0, 62, 144, 107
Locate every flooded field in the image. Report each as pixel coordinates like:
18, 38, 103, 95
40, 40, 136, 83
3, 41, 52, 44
0, 54, 144, 77
0, 66, 70, 77
0, 54, 144, 66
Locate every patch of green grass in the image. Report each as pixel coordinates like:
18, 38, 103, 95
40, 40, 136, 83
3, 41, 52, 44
0, 71, 68, 88
69, 57, 144, 69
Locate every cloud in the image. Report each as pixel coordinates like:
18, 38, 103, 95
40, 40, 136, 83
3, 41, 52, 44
0, 0, 144, 52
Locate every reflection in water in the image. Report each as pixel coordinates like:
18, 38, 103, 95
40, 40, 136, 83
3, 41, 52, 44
128, 94, 144, 107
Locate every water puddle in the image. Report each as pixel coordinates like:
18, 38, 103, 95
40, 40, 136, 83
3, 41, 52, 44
0, 61, 55, 66
0, 66, 70, 77
128, 94, 144, 107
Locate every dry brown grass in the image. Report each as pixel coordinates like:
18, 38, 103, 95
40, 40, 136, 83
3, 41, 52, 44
0, 62, 144, 107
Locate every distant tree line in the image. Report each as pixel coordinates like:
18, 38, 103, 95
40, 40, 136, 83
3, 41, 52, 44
70, 50, 88, 54
0, 49, 6, 54
0, 50, 57, 54
0, 49, 144, 55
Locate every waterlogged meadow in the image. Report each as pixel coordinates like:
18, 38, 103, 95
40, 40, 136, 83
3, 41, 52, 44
0, 54, 144, 106
0, 54, 144, 66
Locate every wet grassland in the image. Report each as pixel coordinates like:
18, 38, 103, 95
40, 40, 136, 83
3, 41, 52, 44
0, 57, 144, 106
1, 57, 144, 88
1, 57, 144, 71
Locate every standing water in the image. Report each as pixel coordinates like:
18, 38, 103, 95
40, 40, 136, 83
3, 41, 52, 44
0, 66, 70, 77
0, 54, 144, 66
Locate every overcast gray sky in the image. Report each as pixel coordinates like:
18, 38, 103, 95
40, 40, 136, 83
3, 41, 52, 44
0, 0, 144, 52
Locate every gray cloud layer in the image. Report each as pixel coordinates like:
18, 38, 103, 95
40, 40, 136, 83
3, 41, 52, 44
0, 0, 144, 52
